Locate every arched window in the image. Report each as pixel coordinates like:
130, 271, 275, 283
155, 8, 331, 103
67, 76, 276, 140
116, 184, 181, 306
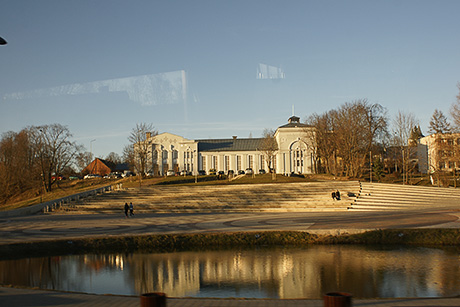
290, 140, 308, 173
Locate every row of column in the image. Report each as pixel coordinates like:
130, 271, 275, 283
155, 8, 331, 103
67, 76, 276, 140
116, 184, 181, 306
153, 149, 198, 175
151, 150, 315, 175
277, 150, 314, 175
200, 153, 264, 173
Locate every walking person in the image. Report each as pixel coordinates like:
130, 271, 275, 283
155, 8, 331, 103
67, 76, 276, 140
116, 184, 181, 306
129, 202, 134, 216
124, 202, 129, 218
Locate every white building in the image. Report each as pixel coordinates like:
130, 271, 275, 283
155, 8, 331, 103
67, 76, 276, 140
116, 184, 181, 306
146, 116, 316, 176
418, 133, 460, 173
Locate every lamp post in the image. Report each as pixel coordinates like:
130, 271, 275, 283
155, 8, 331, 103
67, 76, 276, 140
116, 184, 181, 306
194, 149, 198, 183
393, 132, 398, 173
370, 151, 372, 183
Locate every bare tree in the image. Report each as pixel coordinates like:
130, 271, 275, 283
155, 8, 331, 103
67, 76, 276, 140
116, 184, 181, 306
30, 124, 80, 192
428, 109, 451, 134
332, 100, 388, 177
106, 152, 122, 165
306, 100, 387, 178
451, 82, 460, 131
259, 129, 278, 179
393, 111, 419, 184
305, 111, 337, 175
75, 151, 92, 173
0, 125, 82, 203
0, 130, 38, 203
260, 129, 278, 172
122, 145, 135, 170
128, 123, 158, 176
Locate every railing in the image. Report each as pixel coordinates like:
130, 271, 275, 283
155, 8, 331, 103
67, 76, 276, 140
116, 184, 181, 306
0, 184, 120, 218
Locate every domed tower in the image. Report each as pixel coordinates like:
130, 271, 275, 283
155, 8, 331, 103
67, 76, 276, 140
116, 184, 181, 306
274, 116, 316, 175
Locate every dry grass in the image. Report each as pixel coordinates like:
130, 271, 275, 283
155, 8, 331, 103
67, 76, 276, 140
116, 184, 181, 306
0, 178, 122, 211
1, 229, 459, 259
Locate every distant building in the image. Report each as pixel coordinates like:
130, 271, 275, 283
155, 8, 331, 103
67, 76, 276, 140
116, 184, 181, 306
83, 158, 129, 176
418, 133, 460, 173
143, 116, 316, 176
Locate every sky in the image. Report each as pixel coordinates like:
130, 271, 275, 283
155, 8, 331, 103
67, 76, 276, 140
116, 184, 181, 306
1, 0, 460, 159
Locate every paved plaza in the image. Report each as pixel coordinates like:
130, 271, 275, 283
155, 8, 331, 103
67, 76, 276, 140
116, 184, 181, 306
1, 209, 460, 244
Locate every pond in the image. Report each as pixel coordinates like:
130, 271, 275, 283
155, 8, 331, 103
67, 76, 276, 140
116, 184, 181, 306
1, 245, 459, 299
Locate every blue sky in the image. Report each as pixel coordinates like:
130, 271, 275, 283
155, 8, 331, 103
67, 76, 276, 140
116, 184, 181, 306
1, 0, 460, 158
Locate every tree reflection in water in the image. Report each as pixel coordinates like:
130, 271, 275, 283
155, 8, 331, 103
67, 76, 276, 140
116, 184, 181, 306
0, 245, 459, 299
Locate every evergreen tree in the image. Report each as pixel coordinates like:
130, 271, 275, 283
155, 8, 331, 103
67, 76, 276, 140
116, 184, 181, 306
428, 109, 451, 134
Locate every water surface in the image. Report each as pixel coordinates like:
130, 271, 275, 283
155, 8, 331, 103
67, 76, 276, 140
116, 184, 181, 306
1, 245, 459, 298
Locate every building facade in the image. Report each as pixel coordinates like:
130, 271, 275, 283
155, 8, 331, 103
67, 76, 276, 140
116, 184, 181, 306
418, 133, 460, 173
144, 116, 316, 176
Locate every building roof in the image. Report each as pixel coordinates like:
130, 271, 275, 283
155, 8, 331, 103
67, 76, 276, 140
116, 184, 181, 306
198, 138, 265, 152
84, 158, 129, 174
277, 115, 310, 129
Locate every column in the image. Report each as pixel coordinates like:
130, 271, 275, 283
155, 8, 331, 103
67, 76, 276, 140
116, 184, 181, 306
168, 150, 173, 171
158, 150, 163, 175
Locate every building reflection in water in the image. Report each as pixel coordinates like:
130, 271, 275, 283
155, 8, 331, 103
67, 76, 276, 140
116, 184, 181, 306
0, 245, 459, 298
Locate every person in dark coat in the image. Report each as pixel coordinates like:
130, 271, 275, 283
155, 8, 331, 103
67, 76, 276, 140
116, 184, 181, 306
335, 190, 341, 200
129, 202, 134, 216
124, 203, 129, 218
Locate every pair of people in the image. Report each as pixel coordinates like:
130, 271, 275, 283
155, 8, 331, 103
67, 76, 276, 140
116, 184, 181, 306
124, 202, 134, 217
331, 190, 341, 200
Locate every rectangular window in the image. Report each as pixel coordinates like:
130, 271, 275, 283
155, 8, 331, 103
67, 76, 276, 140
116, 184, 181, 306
237, 156, 241, 171
248, 155, 253, 169
212, 156, 217, 169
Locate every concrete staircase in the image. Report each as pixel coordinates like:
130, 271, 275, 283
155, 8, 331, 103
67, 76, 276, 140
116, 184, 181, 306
350, 182, 460, 211
67, 181, 361, 213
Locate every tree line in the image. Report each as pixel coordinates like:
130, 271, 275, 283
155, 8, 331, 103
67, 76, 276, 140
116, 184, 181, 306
0, 124, 81, 204
304, 84, 460, 181
0, 124, 128, 205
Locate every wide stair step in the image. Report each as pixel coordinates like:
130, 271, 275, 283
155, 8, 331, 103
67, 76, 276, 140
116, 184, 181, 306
68, 181, 360, 213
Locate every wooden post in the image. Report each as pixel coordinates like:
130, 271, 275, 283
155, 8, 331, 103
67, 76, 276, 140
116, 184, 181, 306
140, 292, 166, 307
323, 292, 352, 307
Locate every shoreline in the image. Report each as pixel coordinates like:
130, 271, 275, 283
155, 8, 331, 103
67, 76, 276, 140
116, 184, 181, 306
1, 229, 459, 259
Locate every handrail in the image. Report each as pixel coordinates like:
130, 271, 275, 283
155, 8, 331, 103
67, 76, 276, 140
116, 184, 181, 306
0, 185, 120, 218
